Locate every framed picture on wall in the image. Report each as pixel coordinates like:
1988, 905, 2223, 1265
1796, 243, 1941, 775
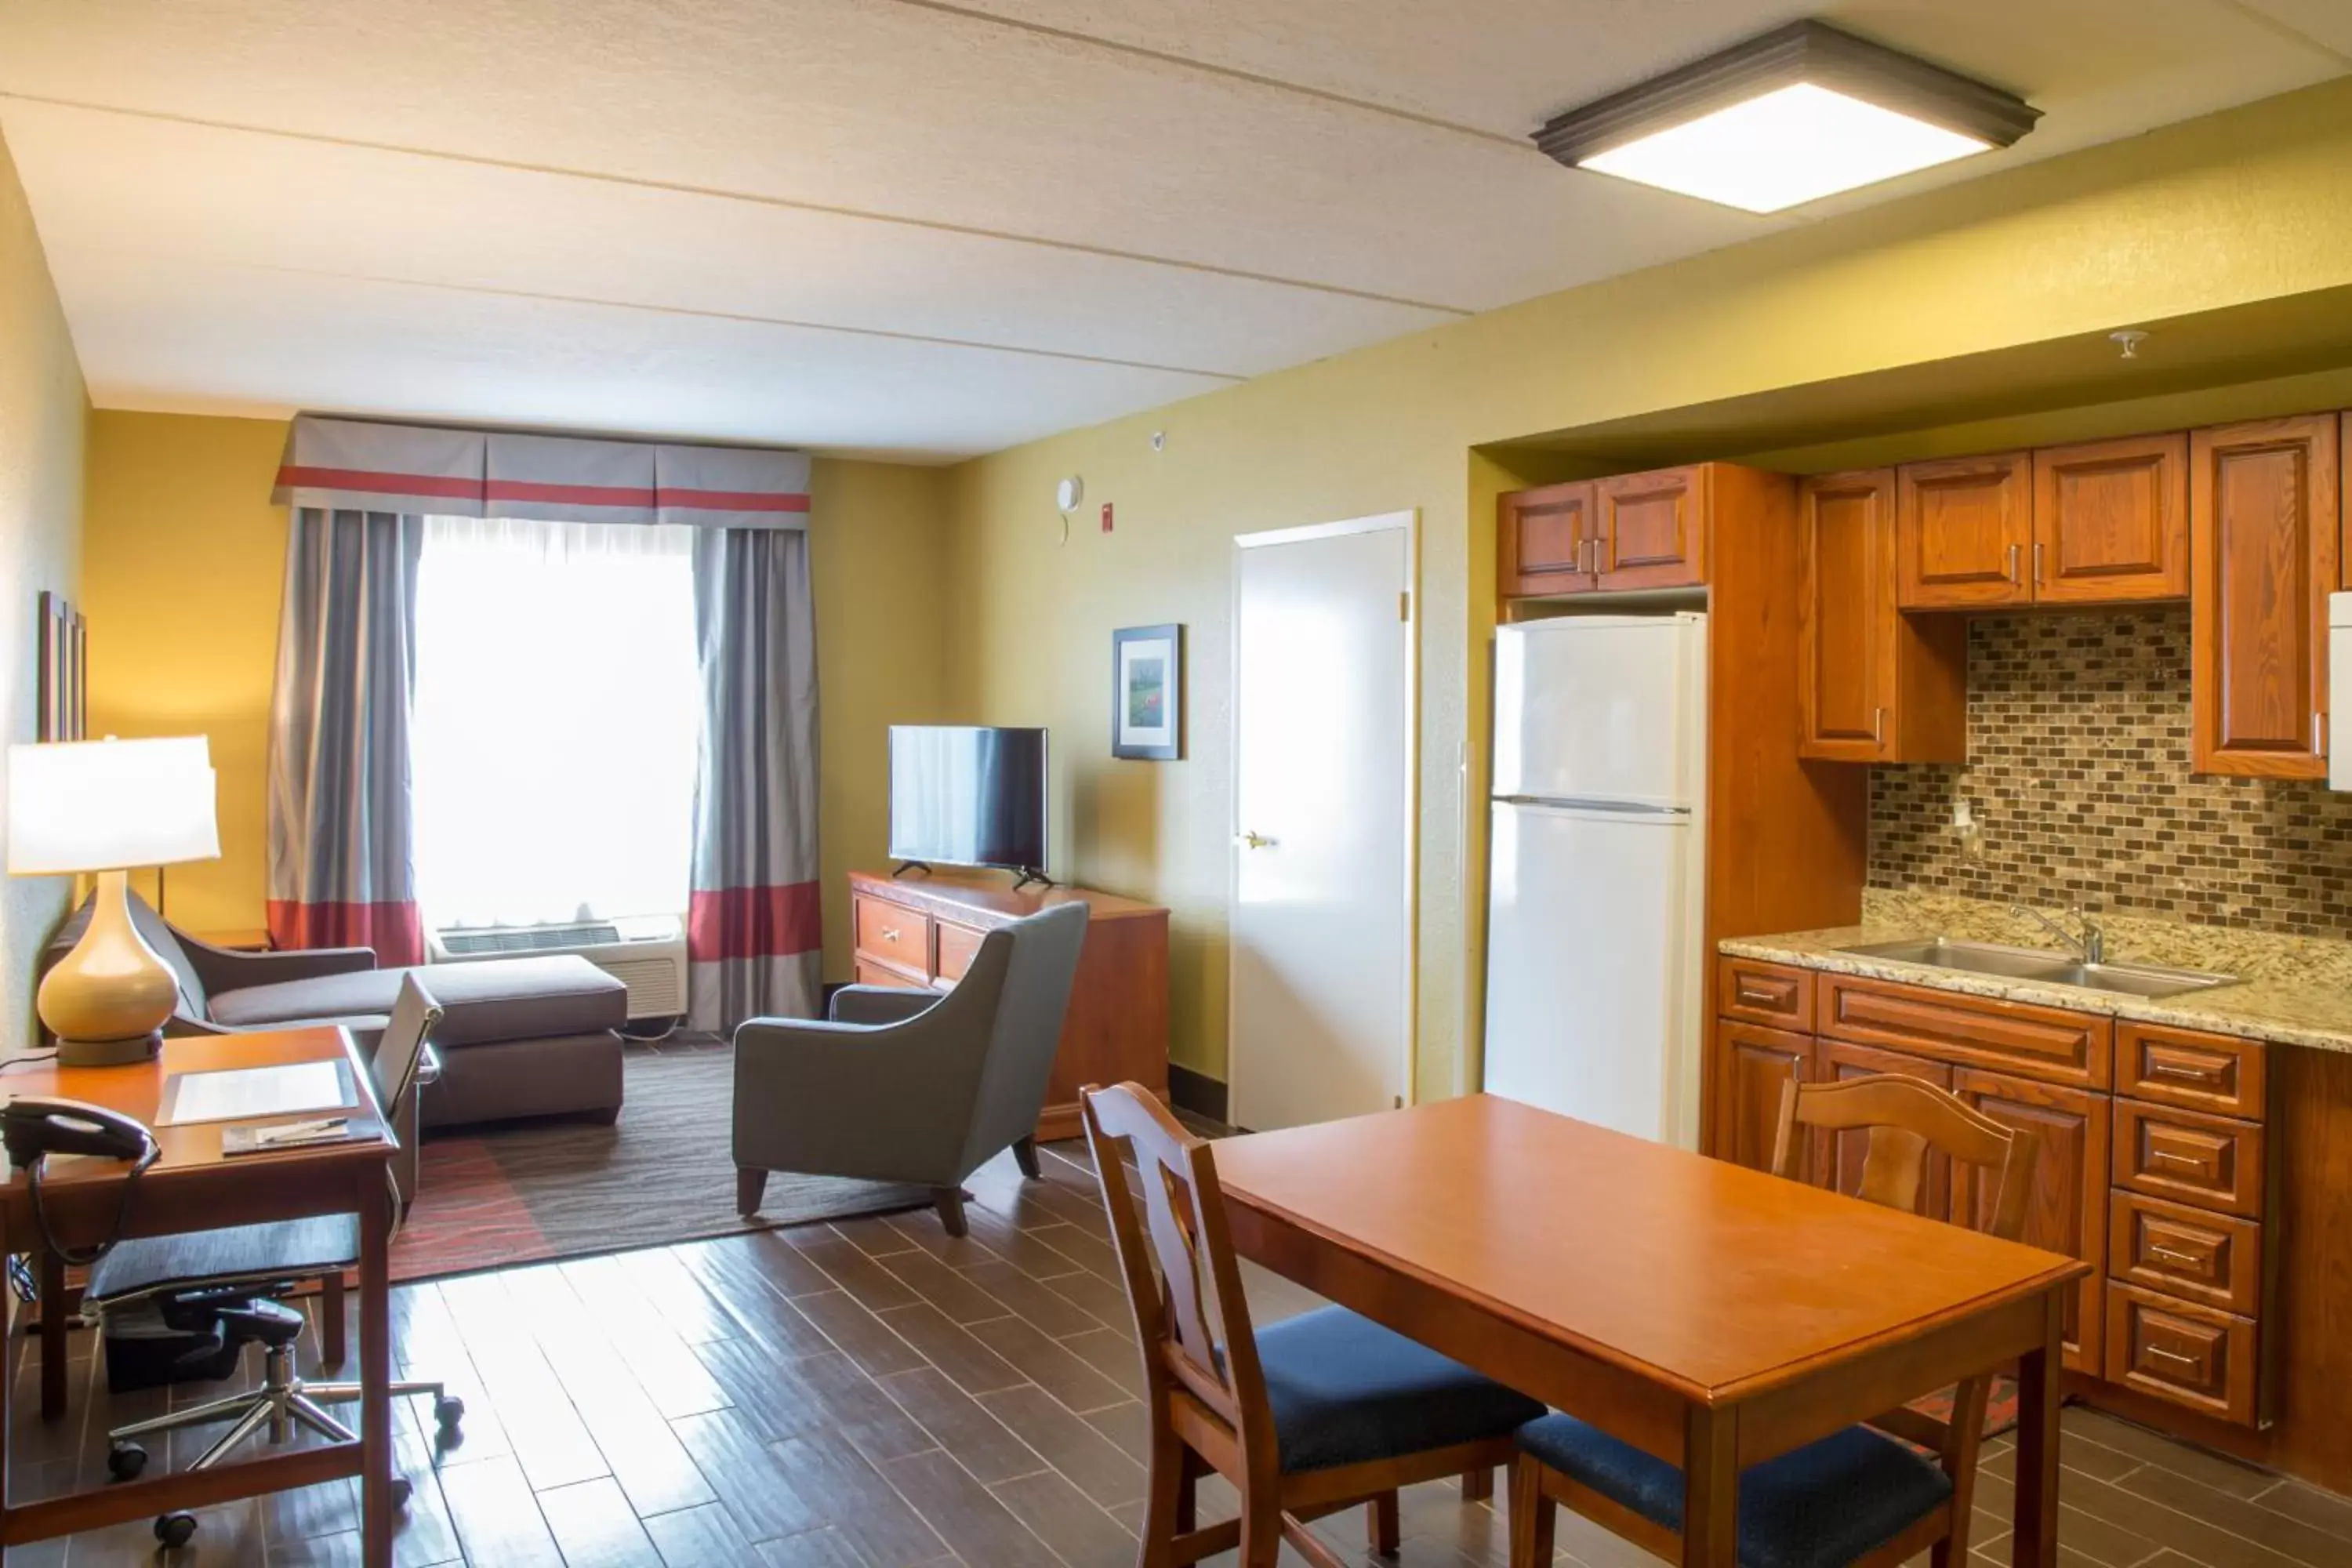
1112, 623, 1183, 761
34, 591, 84, 743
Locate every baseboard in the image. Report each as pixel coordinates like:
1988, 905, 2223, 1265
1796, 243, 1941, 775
1167, 1063, 1227, 1123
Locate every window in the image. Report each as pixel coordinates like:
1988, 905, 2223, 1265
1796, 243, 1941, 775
410, 516, 700, 930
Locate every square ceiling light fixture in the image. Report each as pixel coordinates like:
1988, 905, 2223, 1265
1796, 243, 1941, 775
1534, 20, 2039, 213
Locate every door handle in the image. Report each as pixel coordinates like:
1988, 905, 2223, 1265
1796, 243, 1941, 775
1236, 831, 1276, 850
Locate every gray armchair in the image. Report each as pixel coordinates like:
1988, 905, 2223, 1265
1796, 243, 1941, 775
733, 902, 1088, 1236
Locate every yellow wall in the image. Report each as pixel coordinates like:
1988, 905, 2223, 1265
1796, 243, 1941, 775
946, 75, 2352, 1096
81, 412, 954, 981
0, 126, 89, 1041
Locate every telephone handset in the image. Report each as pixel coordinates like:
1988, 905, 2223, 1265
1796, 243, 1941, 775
2, 1097, 158, 1167
1, 1096, 159, 1268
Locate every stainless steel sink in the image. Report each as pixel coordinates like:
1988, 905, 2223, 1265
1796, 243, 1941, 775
1835, 938, 2237, 1000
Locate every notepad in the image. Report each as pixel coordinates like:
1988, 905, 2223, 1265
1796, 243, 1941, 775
157, 1060, 356, 1127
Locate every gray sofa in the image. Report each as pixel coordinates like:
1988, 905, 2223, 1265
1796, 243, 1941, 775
43, 894, 628, 1130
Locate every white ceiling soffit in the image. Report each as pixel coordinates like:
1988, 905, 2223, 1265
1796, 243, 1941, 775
0, 0, 2343, 460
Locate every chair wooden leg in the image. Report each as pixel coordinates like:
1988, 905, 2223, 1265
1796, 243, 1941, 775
1509, 1457, 1555, 1568
1368, 1490, 1401, 1555
1174, 1445, 1199, 1534
1239, 1497, 1284, 1568
1013, 1134, 1043, 1179
735, 1167, 768, 1217
321, 1271, 348, 1367
1461, 1465, 1494, 1502
933, 1186, 969, 1238
1137, 1428, 1186, 1568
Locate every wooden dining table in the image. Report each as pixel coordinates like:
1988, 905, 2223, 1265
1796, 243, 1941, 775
1211, 1094, 2089, 1568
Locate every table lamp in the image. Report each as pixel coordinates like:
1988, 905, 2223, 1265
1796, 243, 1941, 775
8, 737, 220, 1066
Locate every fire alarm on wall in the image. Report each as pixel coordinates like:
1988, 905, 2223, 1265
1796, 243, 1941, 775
1101, 503, 1114, 533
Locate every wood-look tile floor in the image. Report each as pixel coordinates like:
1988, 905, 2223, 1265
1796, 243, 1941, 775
9, 1138, 2351, 1567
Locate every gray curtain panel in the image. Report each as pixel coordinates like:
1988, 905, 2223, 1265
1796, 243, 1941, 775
688, 527, 822, 1031
265, 508, 426, 965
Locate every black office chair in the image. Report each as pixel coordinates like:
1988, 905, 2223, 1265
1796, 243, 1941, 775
88, 976, 463, 1549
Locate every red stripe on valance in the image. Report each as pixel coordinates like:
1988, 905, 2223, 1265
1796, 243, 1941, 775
276, 466, 485, 502
659, 488, 811, 514
484, 480, 660, 508
688, 881, 823, 961
266, 897, 426, 969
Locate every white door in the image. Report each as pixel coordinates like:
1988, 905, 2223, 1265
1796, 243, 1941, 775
1229, 514, 1413, 1132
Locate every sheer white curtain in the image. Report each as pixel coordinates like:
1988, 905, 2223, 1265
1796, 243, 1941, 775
411, 516, 699, 929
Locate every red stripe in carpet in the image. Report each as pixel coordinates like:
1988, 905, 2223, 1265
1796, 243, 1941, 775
390, 1138, 547, 1284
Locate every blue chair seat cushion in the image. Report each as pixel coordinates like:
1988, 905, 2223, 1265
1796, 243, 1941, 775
1254, 1305, 1545, 1475
1517, 1414, 1954, 1568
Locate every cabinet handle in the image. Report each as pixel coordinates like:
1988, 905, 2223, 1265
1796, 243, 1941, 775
2316, 713, 2327, 757
2007, 543, 2020, 583
1737, 984, 1777, 1005
880, 927, 902, 942
1873, 707, 1886, 746
2033, 541, 2045, 586
2147, 1345, 2204, 1370
2148, 1148, 2207, 1169
2147, 1245, 2206, 1267
2148, 1061, 2218, 1083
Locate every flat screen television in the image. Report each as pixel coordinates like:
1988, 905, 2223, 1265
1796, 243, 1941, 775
887, 726, 1050, 884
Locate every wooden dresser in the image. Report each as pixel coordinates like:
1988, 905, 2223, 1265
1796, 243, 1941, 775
847, 869, 1171, 1141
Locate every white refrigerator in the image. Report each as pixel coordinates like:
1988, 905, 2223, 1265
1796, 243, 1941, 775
1483, 612, 1707, 1147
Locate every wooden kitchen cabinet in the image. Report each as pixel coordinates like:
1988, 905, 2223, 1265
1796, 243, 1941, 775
1497, 481, 1596, 598
1896, 452, 2033, 609
1953, 1066, 2108, 1374
2190, 414, 2338, 777
1798, 469, 1967, 762
1714, 1021, 1812, 1174
2033, 433, 2190, 604
1593, 466, 1705, 590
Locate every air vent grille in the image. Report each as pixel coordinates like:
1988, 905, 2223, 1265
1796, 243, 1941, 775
438, 923, 621, 955
601, 957, 685, 1018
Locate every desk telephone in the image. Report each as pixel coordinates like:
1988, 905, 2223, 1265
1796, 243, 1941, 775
1, 1097, 159, 1268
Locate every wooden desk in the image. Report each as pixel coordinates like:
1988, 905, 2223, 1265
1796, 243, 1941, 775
0, 1027, 397, 1566
1211, 1095, 2089, 1568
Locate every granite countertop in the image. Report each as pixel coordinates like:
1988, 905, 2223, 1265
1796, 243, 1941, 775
1722, 922, 2352, 1055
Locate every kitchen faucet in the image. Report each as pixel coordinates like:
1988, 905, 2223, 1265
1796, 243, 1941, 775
2009, 902, 2104, 965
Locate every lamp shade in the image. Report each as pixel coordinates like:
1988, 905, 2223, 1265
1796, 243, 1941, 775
8, 737, 221, 875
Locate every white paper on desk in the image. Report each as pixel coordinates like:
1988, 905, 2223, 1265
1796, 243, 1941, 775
157, 1062, 353, 1127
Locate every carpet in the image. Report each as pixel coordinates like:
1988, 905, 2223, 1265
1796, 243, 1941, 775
388, 1033, 937, 1283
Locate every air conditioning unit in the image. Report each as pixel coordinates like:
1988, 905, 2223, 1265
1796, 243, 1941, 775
426, 913, 686, 1022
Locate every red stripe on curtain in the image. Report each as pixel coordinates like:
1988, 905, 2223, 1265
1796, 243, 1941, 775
688, 881, 823, 960
266, 898, 426, 968
276, 466, 485, 502
657, 488, 811, 513
482, 479, 660, 507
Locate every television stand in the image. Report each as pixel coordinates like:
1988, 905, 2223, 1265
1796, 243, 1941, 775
1009, 868, 1056, 892
848, 869, 1168, 1141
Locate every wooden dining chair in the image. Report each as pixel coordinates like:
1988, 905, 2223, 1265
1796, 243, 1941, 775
1080, 1082, 1544, 1568
1509, 1073, 2039, 1568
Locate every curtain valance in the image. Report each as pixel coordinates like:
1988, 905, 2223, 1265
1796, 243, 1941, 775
271, 416, 811, 528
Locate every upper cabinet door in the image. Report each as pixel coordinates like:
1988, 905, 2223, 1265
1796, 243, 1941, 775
1799, 470, 1896, 760
1897, 452, 2033, 609
2190, 415, 2339, 777
1497, 481, 1596, 599
2033, 434, 2190, 604
1595, 466, 1706, 591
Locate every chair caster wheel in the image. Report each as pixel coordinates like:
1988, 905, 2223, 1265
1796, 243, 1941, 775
434, 1393, 465, 1430
155, 1512, 197, 1548
107, 1441, 146, 1482
392, 1476, 413, 1510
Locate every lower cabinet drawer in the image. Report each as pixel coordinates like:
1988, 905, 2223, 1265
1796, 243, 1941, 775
2108, 1192, 2263, 1315
853, 957, 925, 990
853, 895, 931, 978
2103, 1282, 2259, 1425
935, 920, 985, 985
2113, 1099, 2265, 1218
1718, 959, 1813, 1032
1817, 975, 2111, 1087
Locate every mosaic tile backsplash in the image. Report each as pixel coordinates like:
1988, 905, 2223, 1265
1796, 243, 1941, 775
1867, 606, 2352, 938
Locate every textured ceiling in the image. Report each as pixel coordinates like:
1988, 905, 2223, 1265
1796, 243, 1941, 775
2, 0, 2344, 459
